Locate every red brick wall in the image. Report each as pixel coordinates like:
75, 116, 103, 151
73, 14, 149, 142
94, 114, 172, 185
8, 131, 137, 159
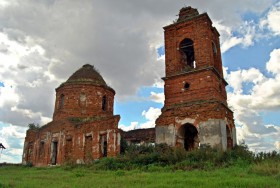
164, 69, 227, 107
23, 116, 120, 166
53, 84, 115, 121
164, 14, 223, 77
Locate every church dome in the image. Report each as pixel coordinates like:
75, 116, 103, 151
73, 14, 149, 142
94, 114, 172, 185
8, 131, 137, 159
53, 64, 115, 121
65, 64, 107, 86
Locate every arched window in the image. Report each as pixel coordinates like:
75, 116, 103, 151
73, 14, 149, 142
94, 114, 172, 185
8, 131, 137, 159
59, 94, 65, 109
212, 41, 217, 54
102, 95, 107, 111
179, 38, 195, 68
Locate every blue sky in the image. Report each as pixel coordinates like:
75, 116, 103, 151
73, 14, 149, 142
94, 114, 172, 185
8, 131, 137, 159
0, 0, 280, 163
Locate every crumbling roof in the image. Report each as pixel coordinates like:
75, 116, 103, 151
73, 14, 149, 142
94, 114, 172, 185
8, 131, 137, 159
177, 6, 199, 22
65, 64, 107, 86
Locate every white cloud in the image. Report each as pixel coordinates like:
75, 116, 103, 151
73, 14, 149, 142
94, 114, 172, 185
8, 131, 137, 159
214, 20, 257, 53
266, 49, 280, 75
260, 2, 280, 36
226, 68, 265, 94
150, 92, 164, 104
226, 48, 280, 151
139, 107, 161, 129
118, 122, 139, 132
275, 141, 280, 150
119, 107, 161, 131
0, 124, 27, 163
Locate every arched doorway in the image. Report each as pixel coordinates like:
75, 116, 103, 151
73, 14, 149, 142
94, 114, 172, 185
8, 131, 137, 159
178, 123, 199, 151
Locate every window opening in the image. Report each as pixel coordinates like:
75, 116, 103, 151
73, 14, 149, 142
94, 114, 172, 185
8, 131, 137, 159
212, 41, 217, 54
100, 134, 107, 157
59, 94, 65, 109
51, 141, 58, 165
184, 83, 190, 89
102, 96, 107, 111
180, 38, 195, 68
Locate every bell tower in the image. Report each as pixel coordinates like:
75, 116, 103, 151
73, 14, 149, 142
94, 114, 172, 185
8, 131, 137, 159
155, 7, 236, 150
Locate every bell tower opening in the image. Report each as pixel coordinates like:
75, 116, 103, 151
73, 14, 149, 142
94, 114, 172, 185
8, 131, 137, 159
178, 124, 199, 151
179, 38, 195, 68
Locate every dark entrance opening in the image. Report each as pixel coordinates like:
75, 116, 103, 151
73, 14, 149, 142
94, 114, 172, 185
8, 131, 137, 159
100, 134, 107, 157
178, 123, 199, 151
103, 141, 107, 157
179, 38, 195, 68
51, 141, 58, 165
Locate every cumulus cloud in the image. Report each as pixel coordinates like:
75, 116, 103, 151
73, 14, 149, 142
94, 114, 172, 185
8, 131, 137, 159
226, 48, 280, 151
119, 107, 161, 131
214, 21, 257, 53
150, 92, 164, 104
118, 122, 139, 132
0, 124, 27, 163
275, 141, 280, 150
0, 31, 59, 126
260, 2, 280, 36
266, 49, 280, 75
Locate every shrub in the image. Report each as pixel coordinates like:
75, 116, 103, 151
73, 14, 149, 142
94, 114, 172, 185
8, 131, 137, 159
61, 143, 280, 172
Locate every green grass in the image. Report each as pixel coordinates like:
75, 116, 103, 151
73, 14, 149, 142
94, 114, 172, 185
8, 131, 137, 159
2, 145, 279, 187
0, 165, 279, 188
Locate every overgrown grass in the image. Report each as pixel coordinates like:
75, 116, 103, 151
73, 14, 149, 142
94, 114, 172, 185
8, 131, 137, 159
0, 144, 279, 187
77, 144, 260, 171
0, 165, 279, 188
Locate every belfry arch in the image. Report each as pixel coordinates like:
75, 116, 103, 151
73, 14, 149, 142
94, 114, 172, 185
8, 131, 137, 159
179, 38, 195, 68
177, 123, 199, 151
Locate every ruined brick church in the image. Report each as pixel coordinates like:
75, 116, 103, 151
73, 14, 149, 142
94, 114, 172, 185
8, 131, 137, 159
22, 7, 236, 166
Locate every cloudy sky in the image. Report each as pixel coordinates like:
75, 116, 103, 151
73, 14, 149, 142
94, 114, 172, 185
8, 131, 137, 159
0, 0, 279, 163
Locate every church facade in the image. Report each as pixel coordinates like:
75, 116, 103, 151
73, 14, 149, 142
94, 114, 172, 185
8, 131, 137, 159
22, 7, 236, 166
22, 64, 120, 166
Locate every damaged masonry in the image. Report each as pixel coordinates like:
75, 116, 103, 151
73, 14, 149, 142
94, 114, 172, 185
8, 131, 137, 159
22, 6, 236, 166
